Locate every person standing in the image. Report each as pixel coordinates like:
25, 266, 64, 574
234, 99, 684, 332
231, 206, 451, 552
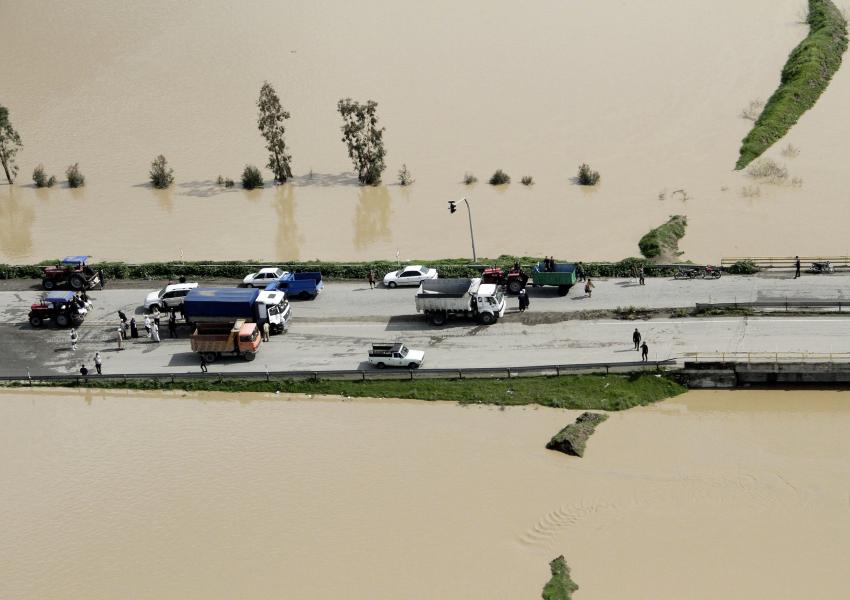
79, 364, 88, 377
130, 317, 139, 339
576, 262, 585, 282
152, 309, 161, 328
151, 322, 161, 343
585, 278, 595, 298
98, 269, 104, 290
94, 352, 102, 374
70, 328, 78, 351
639, 266, 645, 286
518, 289, 529, 312
367, 269, 376, 289
116, 326, 124, 351
794, 256, 801, 279
641, 341, 649, 362
200, 355, 208, 373
144, 315, 152, 338
633, 328, 641, 351
262, 322, 270, 342
168, 312, 178, 338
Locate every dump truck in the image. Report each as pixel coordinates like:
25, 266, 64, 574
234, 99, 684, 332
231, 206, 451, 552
531, 261, 577, 296
190, 319, 261, 362
183, 287, 291, 334
414, 278, 505, 326
41, 255, 103, 291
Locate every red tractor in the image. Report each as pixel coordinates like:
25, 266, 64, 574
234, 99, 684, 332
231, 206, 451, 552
481, 266, 529, 294
41, 255, 103, 291
28, 291, 88, 328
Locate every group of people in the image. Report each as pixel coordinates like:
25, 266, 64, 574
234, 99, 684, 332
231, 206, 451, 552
78, 352, 102, 377
632, 328, 650, 362
116, 309, 180, 349
542, 256, 558, 271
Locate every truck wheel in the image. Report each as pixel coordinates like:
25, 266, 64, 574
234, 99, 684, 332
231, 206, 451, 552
243, 352, 256, 362
478, 312, 496, 325
408, 363, 419, 369
387, 281, 397, 289
55, 314, 70, 327
42, 279, 56, 290
428, 312, 447, 326
376, 362, 386, 369
29, 315, 44, 328
558, 285, 571, 297
69, 275, 85, 290
299, 291, 311, 300
508, 279, 524, 294
202, 352, 217, 363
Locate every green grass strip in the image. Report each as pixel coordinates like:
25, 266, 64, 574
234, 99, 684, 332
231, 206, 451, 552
3, 373, 685, 411
736, 0, 847, 169
542, 556, 579, 600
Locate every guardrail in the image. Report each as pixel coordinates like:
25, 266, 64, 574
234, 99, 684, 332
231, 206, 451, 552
721, 256, 850, 269
695, 300, 850, 312
1, 360, 677, 386
683, 352, 850, 363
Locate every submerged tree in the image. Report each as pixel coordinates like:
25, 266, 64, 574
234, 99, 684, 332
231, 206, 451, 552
0, 105, 23, 184
149, 154, 174, 189
337, 98, 386, 185
257, 81, 293, 183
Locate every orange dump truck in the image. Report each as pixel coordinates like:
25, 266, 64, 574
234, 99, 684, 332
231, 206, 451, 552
190, 319, 261, 363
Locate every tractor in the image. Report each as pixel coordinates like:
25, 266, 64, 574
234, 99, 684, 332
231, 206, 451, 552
481, 266, 529, 294
41, 255, 103, 291
28, 291, 89, 328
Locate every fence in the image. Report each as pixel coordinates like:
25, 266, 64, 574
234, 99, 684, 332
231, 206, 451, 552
1, 360, 676, 386
721, 256, 850, 270
683, 352, 850, 364
695, 300, 850, 312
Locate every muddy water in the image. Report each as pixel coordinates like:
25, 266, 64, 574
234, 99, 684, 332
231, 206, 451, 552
2, 388, 850, 599
5, 0, 848, 264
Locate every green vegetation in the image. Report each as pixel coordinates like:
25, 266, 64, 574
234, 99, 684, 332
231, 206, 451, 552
489, 169, 510, 185
65, 163, 85, 188
521, 175, 534, 186
241, 165, 264, 189
257, 81, 293, 183
7, 373, 685, 411
32, 164, 56, 188
397, 164, 414, 186
727, 259, 760, 274
0, 104, 23, 184
747, 158, 788, 183
542, 556, 579, 600
149, 154, 174, 189
546, 412, 609, 457
638, 215, 687, 260
576, 163, 600, 185
337, 98, 386, 185
736, 0, 847, 169
462, 172, 478, 185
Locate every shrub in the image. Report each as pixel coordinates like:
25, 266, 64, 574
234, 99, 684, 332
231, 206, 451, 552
149, 154, 174, 189
66, 163, 85, 188
32, 164, 54, 188
727, 259, 760, 275
521, 175, 534, 186
489, 169, 510, 185
740, 99, 765, 121
216, 175, 224, 185
463, 172, 478, 185
781, 143, 800, 157
541, 555, 579, 600
576, 163, 600, 185
546, 411, 609, 457
638, 215, 687, 260
397, 164, 414, 186
747, 158, 788, 183
241, 165, 264, 189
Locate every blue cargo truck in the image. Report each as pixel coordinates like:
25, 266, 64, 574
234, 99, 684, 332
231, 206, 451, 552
265, 271, 323, 300
183, 287, 291, 334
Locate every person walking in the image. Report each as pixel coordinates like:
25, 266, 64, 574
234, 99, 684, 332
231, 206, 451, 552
794, 256, 801, 279
151, 322, 161, 343
576, 262, 585, 282
584, 278, 595, 298
94, 352, 102, 374
168, 312, 178, 338
79, 364, 88, 377
518, 289, 529, 312
639, 266, 645, 286
116, 326, 124, 351
367, 269, 376, 289
70, 328, 78, 351
200, 355, 208, 373
262, 322, 270, 342
130, 317, 139, 339
98, 269, 104, 290
144, 315, 152, 338
641, 341, 649, 362
633, 328, 641, 351
153, 309, 161, 328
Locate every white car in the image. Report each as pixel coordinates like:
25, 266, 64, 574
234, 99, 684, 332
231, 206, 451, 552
144, 282, 198, 312
383, 265, 438, 288
243, 267, 288, 288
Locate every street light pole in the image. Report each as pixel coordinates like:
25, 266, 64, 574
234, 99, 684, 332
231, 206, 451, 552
462, 197, 477, 262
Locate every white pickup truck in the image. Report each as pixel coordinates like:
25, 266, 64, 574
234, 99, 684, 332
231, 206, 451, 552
367, 343, 425, 369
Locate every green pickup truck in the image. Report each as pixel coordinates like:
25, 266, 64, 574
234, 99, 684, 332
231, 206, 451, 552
531, 262, 577, 296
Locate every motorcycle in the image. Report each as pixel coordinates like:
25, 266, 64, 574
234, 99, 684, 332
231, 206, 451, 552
702, 265, 722, 279
809, 261, 835, 274
673, 267, 699, 280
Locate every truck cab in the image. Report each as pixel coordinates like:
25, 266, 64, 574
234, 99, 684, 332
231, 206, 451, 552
256, 289, 291, 333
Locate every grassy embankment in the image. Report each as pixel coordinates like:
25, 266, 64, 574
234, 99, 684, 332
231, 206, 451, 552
638, 215, 687, 261
546, 412, 609, 457
736, 0, 847, 169
542, 556, 579, 600
6, 373, 686, 411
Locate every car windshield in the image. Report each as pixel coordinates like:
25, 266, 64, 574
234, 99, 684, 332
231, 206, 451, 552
419, 268, 428, 274
156, 287, 167, 298
399, 346, 409, 357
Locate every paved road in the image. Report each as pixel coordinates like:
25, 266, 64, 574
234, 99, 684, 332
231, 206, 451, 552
3, 273, 850, 377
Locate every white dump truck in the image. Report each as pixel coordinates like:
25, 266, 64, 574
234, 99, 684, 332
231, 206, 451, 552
414, 278, 506, 326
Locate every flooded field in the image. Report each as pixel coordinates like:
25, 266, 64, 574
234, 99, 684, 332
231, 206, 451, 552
2, 388, 850, 599
3, 0, 850, 264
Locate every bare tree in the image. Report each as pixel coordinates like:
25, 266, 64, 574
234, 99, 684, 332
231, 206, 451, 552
257, 82, 293, 183
337, 98, 386, 185
0, 105, 23, 184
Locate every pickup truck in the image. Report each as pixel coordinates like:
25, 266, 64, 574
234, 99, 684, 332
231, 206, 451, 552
190, 319, 261, 362
368, 343, 425, 369
265, 271, 323, 300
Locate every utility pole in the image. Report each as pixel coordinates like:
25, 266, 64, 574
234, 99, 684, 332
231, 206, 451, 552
448, 197, 477, 262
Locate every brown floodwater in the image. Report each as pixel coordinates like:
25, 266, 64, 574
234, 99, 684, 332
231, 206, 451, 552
2, 388, 850, 599
5, 0, 849, 265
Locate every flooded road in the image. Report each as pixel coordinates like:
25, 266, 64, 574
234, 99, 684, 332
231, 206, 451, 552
4, 0, 850, 264
2, 388, 850, 599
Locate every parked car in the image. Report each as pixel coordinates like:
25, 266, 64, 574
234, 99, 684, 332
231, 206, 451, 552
243, 267, 288, 287
367, 342, 425, 369
144, 282, 199, 312
383, 265, 438, 288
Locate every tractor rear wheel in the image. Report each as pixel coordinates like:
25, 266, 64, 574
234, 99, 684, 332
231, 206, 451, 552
70, 274, 85, 290
507, 279, 524, 294
55, 314, 70, 327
